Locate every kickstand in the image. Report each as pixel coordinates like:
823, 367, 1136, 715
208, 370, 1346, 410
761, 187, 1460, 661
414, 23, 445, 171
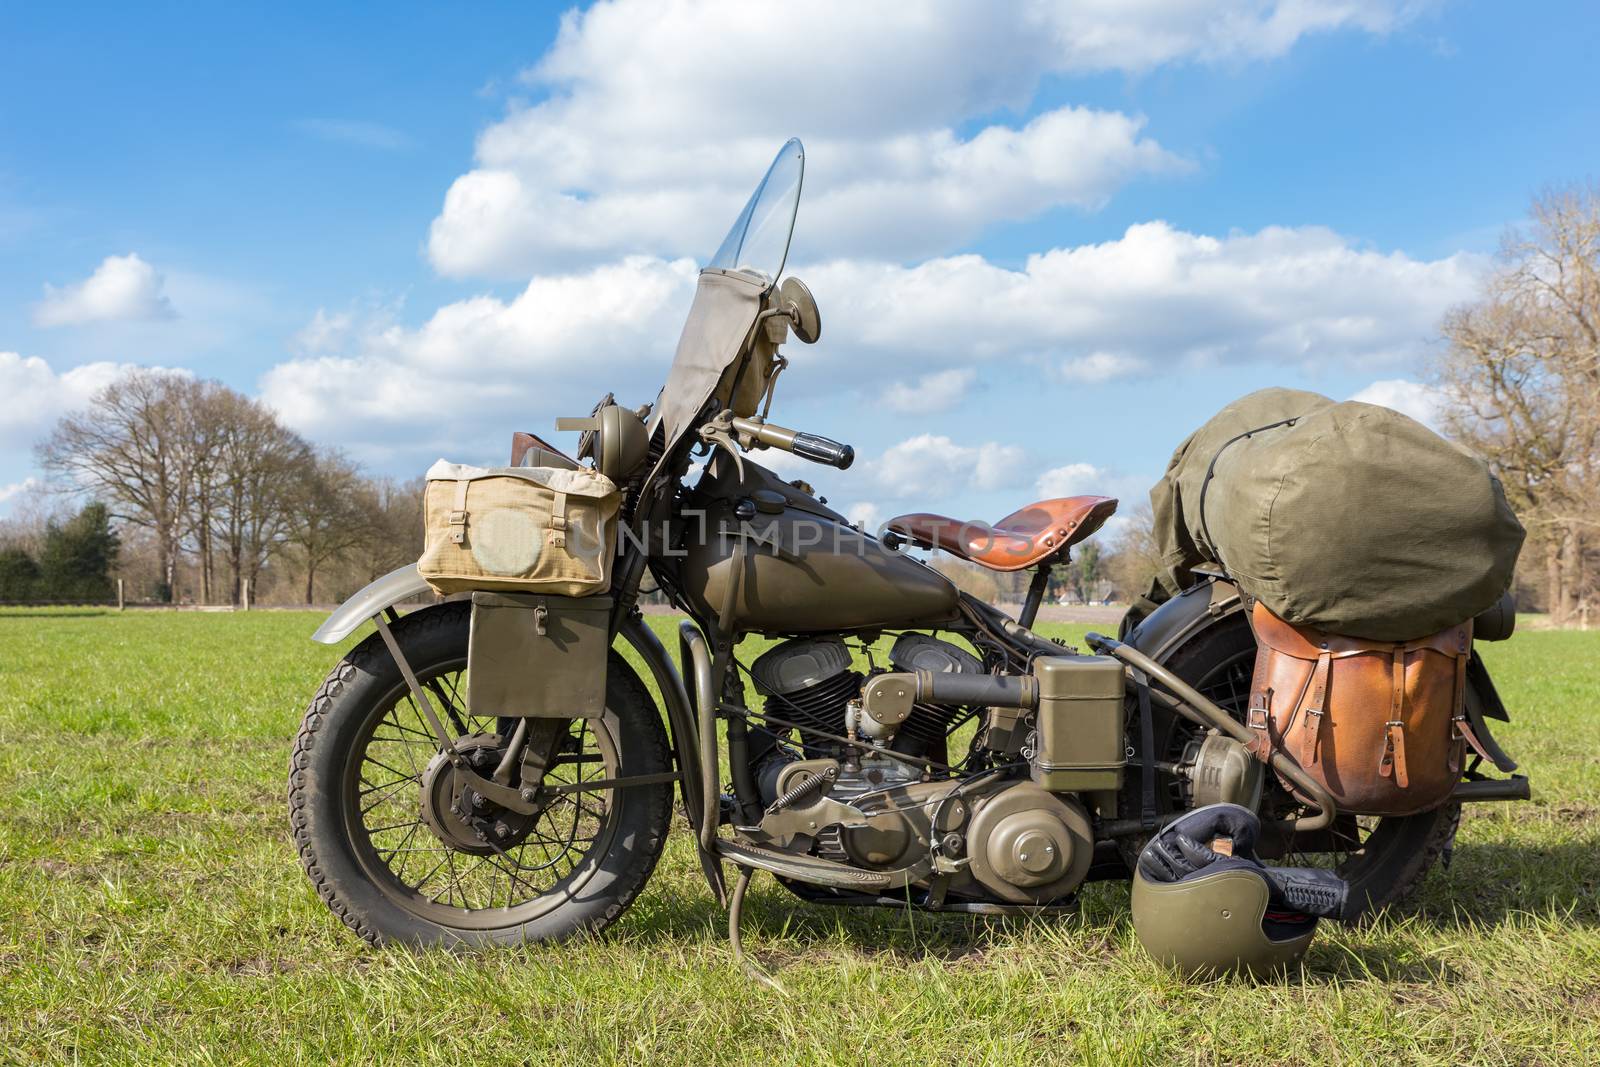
728, 867, 788, 997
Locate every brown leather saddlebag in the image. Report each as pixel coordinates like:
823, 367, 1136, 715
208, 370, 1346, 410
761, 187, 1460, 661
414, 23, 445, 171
1247, 602, 1471, 816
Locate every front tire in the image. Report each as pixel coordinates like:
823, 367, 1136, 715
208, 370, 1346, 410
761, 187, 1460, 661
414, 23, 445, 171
288, 602, 673, 948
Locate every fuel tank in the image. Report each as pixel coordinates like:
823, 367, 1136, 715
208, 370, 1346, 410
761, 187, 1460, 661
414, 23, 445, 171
676, 460, 960, 633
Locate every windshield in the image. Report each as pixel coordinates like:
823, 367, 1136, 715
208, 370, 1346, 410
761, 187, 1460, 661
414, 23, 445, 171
706, 138, 803, 284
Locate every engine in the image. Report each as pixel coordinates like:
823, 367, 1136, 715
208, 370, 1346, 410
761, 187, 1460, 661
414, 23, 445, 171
747, 633, 1095, 905
750, 633, 978, 859
749, 633, 981, 761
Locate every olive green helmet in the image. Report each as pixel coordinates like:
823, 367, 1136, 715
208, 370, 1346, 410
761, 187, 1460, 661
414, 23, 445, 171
1132, 803, 1342, 978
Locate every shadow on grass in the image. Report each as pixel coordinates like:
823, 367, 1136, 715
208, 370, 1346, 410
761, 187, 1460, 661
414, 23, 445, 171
1403, 839, 1600, 928
0, 611, 111, 619
615, 837, 1598, 975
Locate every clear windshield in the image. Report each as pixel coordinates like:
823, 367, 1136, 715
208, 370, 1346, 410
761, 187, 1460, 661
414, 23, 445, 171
706, 139, 803, 284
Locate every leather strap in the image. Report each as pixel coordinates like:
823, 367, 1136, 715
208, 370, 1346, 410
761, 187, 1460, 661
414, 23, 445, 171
1448, 635, 1470, 773
1378, 721, 1410, 788
1378, 646, 1410, 787
1300, 647, 1331, 764
1246, 687, 1273, 760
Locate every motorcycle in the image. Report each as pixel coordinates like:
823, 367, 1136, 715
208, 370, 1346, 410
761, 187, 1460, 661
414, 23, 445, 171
288, 139, 1528, 952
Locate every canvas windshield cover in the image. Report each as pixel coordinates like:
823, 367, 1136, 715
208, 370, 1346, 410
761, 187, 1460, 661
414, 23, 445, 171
650, 140, 804, 452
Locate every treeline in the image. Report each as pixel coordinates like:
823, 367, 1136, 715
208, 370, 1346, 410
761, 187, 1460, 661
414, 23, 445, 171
27, 369, 422, 606
0, 502, 120, 602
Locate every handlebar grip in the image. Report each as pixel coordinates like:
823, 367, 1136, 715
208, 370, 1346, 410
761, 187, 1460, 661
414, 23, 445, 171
790, 431, 854, 470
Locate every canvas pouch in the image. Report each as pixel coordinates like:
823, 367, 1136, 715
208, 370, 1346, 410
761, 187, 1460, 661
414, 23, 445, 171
418, 460, 620, 597
1247, 601, 1470, 816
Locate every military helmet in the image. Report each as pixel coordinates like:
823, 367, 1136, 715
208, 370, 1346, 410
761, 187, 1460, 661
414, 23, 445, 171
1131, 803, 1346, 978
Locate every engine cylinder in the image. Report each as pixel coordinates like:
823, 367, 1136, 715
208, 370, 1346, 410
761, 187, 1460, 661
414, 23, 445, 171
750, 637, 861, 753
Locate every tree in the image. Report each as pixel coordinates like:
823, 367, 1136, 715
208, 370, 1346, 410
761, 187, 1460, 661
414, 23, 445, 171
37, 370, 195, 602
0, 547, 40, 602
38, 502, 120, 602
350, 475, 425, 583
1061, 539, 1103, 603
283, 449, 371, 604
202, 391, 308, 604
1432, 183, 1600, 624
1102, 503, 1162, 604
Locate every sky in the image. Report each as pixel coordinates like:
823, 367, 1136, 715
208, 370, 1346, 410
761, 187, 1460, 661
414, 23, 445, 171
3, 1, 1598, 537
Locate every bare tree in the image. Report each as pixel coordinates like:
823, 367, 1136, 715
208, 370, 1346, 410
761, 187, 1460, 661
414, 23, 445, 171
194, 391, 309, 604
1102, 503, 1162, 604
283, 449, 371, 605
37, 370, 196, 602
350, 475, 425, 583
1433, 183, 1600, 624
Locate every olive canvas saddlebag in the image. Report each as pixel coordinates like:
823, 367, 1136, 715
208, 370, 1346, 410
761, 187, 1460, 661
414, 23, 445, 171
418, 460, 621, 597
1247, 602, 1470, 816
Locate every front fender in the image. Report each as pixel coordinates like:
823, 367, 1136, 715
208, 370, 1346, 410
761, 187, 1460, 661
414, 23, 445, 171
309, 563, 715, 876
311, 564, 432, 644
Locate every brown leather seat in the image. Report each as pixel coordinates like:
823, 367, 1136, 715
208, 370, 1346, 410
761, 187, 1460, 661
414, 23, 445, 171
885, 496, 1118, 572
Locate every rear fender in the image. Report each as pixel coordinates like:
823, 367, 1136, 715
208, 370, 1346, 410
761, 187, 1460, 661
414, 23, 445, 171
1122, 577, 1246, 665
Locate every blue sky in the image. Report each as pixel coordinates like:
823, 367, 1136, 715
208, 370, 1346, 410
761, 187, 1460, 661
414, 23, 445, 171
4, 1, 1597, 535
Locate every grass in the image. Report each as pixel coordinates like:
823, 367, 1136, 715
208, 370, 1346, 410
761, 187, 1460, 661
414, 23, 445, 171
0, 607, 1596, 1065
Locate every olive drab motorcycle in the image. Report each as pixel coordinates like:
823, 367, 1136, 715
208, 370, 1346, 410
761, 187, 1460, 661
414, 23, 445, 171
288, 139, 1530, 964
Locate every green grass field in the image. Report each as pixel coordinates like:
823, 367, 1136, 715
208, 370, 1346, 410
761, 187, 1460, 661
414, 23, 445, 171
1, 608, 1596, 1065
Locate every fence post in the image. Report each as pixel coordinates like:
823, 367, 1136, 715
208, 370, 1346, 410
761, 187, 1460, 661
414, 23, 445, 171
117, 579, 125, 611
242, 578, 251, 612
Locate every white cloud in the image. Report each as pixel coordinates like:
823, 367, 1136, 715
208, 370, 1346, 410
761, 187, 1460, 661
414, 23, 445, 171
884, 368, 976, 414
1060, 351, 1146, 384
258, 222, 1477, 469
35, 253, 177, 327
867, 433, 1027, 502
259, 256, 699, 461
0, 478, 42, 505
426, 0, 1422, 277
845, 501, 882, 532
1035, 462, 1107, 499
0, 352, 146, 448
1350, 378, 1445, 428
806, 222, 1481, 384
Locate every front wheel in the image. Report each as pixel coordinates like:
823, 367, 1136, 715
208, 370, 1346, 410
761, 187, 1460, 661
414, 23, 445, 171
288, 602, 673, 948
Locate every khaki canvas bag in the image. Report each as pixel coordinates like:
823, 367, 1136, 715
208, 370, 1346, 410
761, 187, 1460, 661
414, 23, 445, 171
418, 461, 621, 596
1247, 602, 1470, 816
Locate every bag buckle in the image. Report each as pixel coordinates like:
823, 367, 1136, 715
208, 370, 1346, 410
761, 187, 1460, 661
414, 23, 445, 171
1246, 689, 1271, 732
447, 509, 468, 544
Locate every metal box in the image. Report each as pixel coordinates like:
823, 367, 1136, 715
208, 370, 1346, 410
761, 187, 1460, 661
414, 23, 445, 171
467, 592, 612, 718
1030, 654, 1126, 793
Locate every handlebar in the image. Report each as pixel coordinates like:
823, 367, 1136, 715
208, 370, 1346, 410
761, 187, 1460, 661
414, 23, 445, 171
729, 416, 854, 470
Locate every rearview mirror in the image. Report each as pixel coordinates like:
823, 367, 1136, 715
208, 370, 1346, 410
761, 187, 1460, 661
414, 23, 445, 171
778, 276, 821, 344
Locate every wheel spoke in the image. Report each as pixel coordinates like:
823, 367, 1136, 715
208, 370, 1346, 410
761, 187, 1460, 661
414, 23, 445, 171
351, 662, 626, 917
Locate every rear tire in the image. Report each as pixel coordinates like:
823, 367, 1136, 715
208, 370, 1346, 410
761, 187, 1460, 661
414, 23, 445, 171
1135, 611, 1458, 919
288, 602, 673, 948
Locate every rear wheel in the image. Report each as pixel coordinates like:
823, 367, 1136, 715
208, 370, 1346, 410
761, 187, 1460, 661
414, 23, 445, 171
288, 602, 673, 947
1132, 611, 1458, 919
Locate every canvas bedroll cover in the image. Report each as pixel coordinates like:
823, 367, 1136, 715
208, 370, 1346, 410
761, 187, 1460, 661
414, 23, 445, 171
1148, 387, 1524, 642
